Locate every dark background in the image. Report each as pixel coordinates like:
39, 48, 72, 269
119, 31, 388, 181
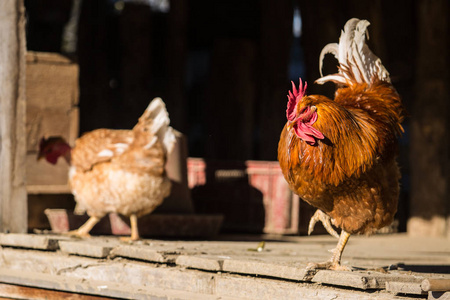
24, 0, 449, 234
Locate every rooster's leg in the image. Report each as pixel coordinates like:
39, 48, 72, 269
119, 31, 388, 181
66, 216, 101, 238
306, 230, 351, 271
120, 214, 140, 242
308, 209, 339, 238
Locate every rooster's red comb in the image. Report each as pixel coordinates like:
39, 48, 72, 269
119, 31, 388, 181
286, 79, 307, 121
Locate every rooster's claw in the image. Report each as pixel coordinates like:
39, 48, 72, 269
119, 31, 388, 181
308, 210, 340, 238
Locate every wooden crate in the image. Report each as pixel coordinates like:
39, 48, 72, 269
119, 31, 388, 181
25, 51, 79, 194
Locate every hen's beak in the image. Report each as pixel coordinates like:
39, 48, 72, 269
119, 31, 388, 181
37, 152, 44, 161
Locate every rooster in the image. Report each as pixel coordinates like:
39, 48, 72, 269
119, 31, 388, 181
38, 97, 176, 241
278, 19, 404, 270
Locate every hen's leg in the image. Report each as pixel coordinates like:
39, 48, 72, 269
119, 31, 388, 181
307, 230, 351, 271
121, 214, 140, 242
66, 216, 100, 238
308, 209, 339, 238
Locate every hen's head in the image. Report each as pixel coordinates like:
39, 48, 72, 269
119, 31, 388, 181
286, 79, 324, 145
38, 136, 71, 165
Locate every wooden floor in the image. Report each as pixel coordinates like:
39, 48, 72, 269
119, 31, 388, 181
0, 233, 448, 299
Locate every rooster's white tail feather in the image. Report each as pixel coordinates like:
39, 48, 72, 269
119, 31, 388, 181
316, 18, 390, 86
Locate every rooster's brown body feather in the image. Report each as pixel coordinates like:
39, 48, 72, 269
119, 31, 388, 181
278, 80, 403, 234
278, 19, 404, 269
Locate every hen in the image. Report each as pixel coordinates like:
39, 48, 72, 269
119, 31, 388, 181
38, 97, 176, 241
278, 19, 404, 270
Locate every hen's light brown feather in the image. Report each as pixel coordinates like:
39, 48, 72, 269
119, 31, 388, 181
69, 98, 174, 219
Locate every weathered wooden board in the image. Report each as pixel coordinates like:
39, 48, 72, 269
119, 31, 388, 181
0, 233, 68, 250
422, 279, 450, 292
1, 233, 449, 299
0, 282, 114, 300
222, 258, 312, 281
59, 240, 119, 258
386, 281, 425, 295
110, 244, 180, 264
176, 255, 225, 272
0, 267, 222, 300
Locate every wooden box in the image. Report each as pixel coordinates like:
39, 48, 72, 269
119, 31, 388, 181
25, 51, 79, 194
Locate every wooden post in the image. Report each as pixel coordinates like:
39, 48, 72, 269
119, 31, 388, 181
0, 0, 27, 233
408, 0, 449, 237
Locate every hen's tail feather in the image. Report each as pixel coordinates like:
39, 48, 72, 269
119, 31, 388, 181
316, 18, 390, 86
140, 97, 176, 155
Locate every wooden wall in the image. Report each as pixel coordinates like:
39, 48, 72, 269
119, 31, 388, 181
0, 0, 27, 233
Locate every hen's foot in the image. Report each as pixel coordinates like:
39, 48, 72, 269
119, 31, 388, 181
62, 216, 100, 239
120, 214, 140, 242
308, 210, 339, 238
63, 230, 91, 239
120, 235, 140, 242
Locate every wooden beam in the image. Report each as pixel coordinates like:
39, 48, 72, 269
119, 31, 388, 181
0, 0, 27, 233
0, 282, 116, 299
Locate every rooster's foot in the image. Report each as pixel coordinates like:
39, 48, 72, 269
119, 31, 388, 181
306, 261, 352, 271
307, 230, 352, 271
308, 210, 339, 238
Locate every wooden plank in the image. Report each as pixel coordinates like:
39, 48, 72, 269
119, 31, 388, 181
59, 240, 117, 258
311, 269, 449, 293
27, 185, 71, 194
26, 51, 74, 65
0, 267, 221, 300
222, 258, 312, 282
311, 270, 380, 290
385, 281, 425, 295
0, 250, 403, 300
0, 282, 114, 300
0, 233, 66, 250
176, 255, 225, 272
422, 279, 450, 292
0, 0, 27, 234
311, 270, 428, 290
110, 244, 179, 263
